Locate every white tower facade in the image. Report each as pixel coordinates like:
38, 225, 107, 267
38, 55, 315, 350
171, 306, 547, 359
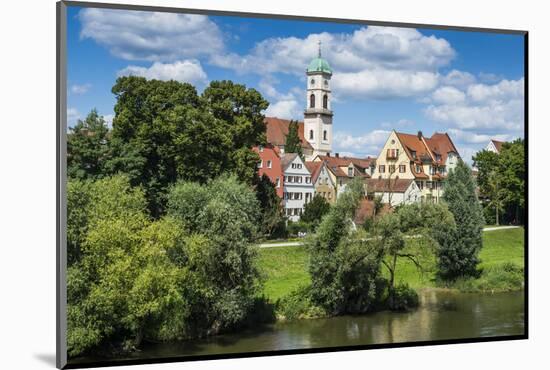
304, 43, 333, 159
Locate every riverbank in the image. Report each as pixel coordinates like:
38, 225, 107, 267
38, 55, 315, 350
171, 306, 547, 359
258, 227, 525, 304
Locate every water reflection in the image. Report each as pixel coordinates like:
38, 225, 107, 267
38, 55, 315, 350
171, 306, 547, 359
71, 290, 524, 365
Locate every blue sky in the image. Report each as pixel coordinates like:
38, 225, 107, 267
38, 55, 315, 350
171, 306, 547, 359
66, 6, 525, 162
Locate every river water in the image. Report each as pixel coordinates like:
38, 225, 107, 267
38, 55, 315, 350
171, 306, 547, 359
70, 290, 525, 365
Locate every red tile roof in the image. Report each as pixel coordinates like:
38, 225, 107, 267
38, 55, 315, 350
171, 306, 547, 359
305, 161, 323, 183
491, 139, 504, 153
395, 131, 460, 179
264, 117, 313, 150
425, 132, 459, 164
317, 154, 375, 170
396, 132, 433, 163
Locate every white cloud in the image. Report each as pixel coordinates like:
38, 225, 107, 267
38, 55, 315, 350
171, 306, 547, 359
67, 107, 80, 127
79, 9, 223, 62
332, 69, 439, 99
212, 26, 454, 100
440, 69, 476, 89
265, 99, 301, 120
70, 83, 91, 95
333, 129, 390, 157
431, 86, 466, 104
467, 78, 524, 102
447, 128, 510, 144
425, 78, 524, 131
117, 60, 208, 85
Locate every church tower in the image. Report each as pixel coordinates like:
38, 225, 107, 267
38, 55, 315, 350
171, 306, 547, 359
304, 41, 333, 159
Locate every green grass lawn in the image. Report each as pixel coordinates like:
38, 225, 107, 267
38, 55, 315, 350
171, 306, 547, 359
258, 227, 525, 301
258, 246, 310, 302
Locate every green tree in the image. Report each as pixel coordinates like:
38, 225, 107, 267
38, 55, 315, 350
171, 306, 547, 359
285, 120, 303, 157
167, 175, 262, 333
372, 203, 455, 306
487, 170, 505, 225
497, 139, 525, 224
106, 77, 269, 217
437, 160, 485, 280
254, 174, 285, 237
301, 194, 331, 230
67, 109, 111, 180
67, 176, 187, 356
472, 149, 499, 197
308, 178, 384, 314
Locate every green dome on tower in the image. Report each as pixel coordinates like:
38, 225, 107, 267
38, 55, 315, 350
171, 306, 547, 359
307, 41, 332, 74
307, 57, 332, 74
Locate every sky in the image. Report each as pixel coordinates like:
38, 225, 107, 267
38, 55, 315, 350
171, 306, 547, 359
66, 6, 525, 163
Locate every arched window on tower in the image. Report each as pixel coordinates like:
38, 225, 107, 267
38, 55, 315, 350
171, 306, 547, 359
310, 94, 315, 108
309, 130, 314, 140
323, 130, 327, 141
323, 94, 328, 109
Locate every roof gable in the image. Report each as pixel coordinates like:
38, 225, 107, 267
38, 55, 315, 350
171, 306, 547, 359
264, 117, 313, 150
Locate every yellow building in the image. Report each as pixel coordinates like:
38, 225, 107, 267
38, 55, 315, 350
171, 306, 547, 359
305, 161, 336, 203
372, 130, 460, 204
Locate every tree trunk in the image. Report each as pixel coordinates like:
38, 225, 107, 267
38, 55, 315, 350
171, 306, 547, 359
495, 205, 499, 226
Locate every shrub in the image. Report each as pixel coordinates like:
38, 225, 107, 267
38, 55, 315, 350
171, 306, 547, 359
287, 220, 309, 237
388, 284, 419, 311
452, 263, 524, 292
276, 285, 326, 321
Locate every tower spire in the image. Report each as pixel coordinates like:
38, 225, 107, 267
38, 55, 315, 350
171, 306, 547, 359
318, 40, 322, 58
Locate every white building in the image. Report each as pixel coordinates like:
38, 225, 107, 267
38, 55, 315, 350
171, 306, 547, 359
366, 178, 422, 207
304, 42, 333, 160
281, 153, 315, 221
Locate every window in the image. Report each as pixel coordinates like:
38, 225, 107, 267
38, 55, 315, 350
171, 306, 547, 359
389, 165, 396, 173
426, 181, 433, 189
324, 79, 328, 87
309, 130, 314, 140
416, 181, 424, 190
399, 165, 406, 173
379, 165, 386, 173
323, 130, 327, 141
306, 177, 311, 184
310, 94, 315, 108
267, 160, 272, 168
348, 167, 353, 177
297, 163, 302, 169
310, 78, 315, 86
275, 177, 280, 188
415, 164, 421, 173
435, 154, 442, 162
430, 166, 436, 175
411, 150, 417, 159
257, 160, 263, 168
323, 94, 328, 109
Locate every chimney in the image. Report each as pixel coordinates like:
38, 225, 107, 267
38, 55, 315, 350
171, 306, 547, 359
417, 131, 423, 140
335, 153, 339, 158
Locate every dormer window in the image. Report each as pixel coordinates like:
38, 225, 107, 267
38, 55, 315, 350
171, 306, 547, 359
416, 164, 421, 173
411, 150, 417, 159
348, 167, 353, 177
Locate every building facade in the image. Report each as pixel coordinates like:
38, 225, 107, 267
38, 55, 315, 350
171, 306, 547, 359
305, 161, 337, 203
253, 144, 283, 198
281, 153, 315, 221
372, 130, 460, 204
